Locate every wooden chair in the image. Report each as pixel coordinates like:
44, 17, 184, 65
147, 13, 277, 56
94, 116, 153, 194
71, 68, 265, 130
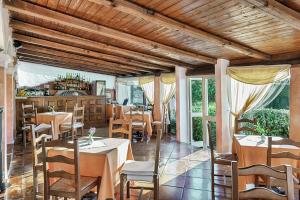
109, 118, 132, 141
41, 139, 101, 200
208, 122, 238, 196
21, 103, 37, 148
231, 161, 295, 200
130, 106, 146, 141
267, 137, 300, 191
60, 105, 85, 140
120, 129, 162, 200
31, 122, 54, 199
235, 117, 258, 135
151, 105, 166, 137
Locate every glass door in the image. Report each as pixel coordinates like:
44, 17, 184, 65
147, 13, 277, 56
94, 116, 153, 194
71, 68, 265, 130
188, 76, 216, 148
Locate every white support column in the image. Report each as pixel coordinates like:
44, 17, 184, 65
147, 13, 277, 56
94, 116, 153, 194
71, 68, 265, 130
175, 66, 189, 143
215, 59, 231, 153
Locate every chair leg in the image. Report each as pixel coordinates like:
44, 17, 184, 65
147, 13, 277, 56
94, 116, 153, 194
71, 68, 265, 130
23, 131, 27, 149
211, 163, 215, 197
120, 174, 125, 200
96, 177, 100, 199
141, 128, 145, 142
33, 169, 37, 199
126, 180, 130, 198
154, 176, 159, 200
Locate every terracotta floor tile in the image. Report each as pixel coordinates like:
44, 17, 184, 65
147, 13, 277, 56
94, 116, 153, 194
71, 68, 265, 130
186, 168, 211, 179
184, 177, 211, 190
160, 175, 186, 187
182, 188, 212, 200
158, 186, 183, 200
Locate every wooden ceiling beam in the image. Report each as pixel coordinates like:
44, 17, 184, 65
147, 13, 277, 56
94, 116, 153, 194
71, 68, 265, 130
5, 0, 216, 64
19, 44, 149, 74
18, 57, 122, 76
13, 33, 155, 73
231, 51, 300, 66
10, 20, 190, 68
17, 49, 143, 75
10, 21, 169, 72
239, 0, 300, 30
88, 0, 271, 60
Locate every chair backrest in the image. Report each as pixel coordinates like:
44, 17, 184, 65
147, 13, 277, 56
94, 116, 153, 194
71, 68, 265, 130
207, 122, 215, 162
42, 139, 80, 199
31, 121, 54, 168
73, 105, 84, 124
235, 118, 258, 135
109, 118, 132, 140
231, 161, 294, 200
130, 106, 145, 123
22, 103, 37, 125
267, 137, 300, 181
154, 129, 162, 175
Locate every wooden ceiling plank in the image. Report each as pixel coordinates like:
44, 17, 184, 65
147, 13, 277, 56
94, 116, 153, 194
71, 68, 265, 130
5, 0, 216, 64
13, 33, 155, 73
19, 44, 143, 74
10, 20, 192, 68
17, 50, 139, 75
239, 0, 300, 30
18, 56, 124, 76
88, 0, 270, 60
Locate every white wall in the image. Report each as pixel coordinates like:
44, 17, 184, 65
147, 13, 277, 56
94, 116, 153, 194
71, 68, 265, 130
16, 61, 116, 88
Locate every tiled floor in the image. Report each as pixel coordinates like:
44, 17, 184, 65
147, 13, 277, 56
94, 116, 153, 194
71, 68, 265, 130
3, 129, 232, 200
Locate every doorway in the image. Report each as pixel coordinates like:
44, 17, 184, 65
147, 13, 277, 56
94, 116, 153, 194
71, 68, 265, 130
188, 76, 216, 148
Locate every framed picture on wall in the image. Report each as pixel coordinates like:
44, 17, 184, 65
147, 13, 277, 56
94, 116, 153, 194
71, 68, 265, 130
131, 85, 145, 105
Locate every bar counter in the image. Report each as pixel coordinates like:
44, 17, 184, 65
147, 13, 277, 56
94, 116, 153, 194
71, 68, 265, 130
16, 96, 106, 132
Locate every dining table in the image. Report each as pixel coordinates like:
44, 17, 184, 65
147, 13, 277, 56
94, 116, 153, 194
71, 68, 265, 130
123, 110, 153, 136
48, 137, 134, 200
36, 111, 72, 139
232, 134, 300, 190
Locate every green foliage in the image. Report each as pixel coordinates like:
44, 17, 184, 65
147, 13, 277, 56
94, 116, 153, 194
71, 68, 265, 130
208, 79, 216, 102
208, 102, 216, 116
242, 108, 289, 137
191, 79, 216, 113
191, 80, 202, 113
192, 117, 203, 141
267, 83, 290, 110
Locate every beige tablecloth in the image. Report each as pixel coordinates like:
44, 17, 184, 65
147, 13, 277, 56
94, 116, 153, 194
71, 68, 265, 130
37, 112, 72, 139
124, 111, 153, 136
48, 137, 133, 200
232, 135, 300, 190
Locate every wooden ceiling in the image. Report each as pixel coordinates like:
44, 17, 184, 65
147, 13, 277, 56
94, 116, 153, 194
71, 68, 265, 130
5, 0, 300, 76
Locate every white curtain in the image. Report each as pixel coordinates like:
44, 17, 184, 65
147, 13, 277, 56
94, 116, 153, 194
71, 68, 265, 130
160, 74, 176, 129
140, 81, 154, 104
160, 82, 176, 124
227, 65, 290, 136
138, 76, 155, 105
